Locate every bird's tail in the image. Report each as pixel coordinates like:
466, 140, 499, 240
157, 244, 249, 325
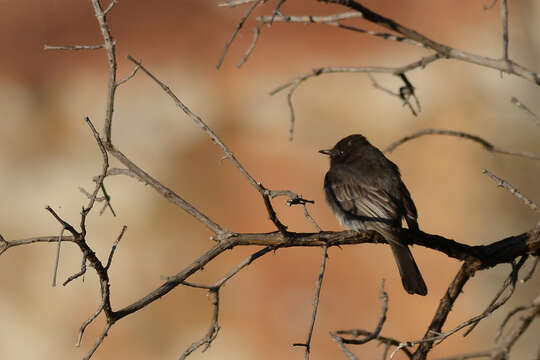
389, 241, 427, 296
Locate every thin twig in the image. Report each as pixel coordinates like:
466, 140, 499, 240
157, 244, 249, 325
237, 22, 263, 68
77, 303, 105, 347
511, 97, 540, 127
98, 183, 116, 216
46, 206, 79, 235
330, 332, 359, 360
412, 262, 476, 359
271, 54, 440, 137
336, 280, 388, 345
81, 117, 111, 236
501, 0, 509, 60
116, 64, 140, 86
271, 54, 441, 95
521, 256, 538, 282
261, 11, 364, 24
103, 0, 118, 15
257, 12, 423, 48
108, 145, 229, 236
484, 0, 498, 10
214, 246, 274, 287
63, 255, 87, 286
126, 55, 289, 235
463, 257, 527, 336
292, 245, 329, 359
384, 129, 540, 160
434, 350, 492, 360
324, 0, 540, 85
483, 170, 539, 212
496, 303, 535, 341
44, 44, 106, 51
82, 322, 112, 360
367, 73, 400, 97
492, 293, 540, 359
90, 0, 118, 143
334, 329, 413, 357
270, 0, 287, 23
52, 226, 66, 287
178, 289, 220, 359
286, 80, 300, 141
218, 0, 256, 7
216, 0, 264, 69
105, 226, 127, 270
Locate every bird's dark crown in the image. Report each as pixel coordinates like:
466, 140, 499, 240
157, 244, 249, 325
319, 134, 370, 161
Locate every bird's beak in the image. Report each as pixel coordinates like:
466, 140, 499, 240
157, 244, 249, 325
319, 149, 333, 156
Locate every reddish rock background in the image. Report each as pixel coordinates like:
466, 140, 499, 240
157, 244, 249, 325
0, 1, 539, 359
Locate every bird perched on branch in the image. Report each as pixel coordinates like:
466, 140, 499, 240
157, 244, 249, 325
320, 134, 427, 295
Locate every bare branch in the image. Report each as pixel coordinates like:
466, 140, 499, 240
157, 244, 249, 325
51, 226, 66, 287
216, 0, 264, 69
90, 0, 118, 142
323, 0, 540, 84
63, 255, 87, 286
271, 54, 441, 95
463, 257, 527, 336
257, 12, 423, 48
483, 170, 539, 212
501, 0, 509, 60
261, 11, 364, 24
98, 183, 116, 216
0, 235, 76, 256
103, 0, 118, 15
82, 322, 112, 360
76, 303, 105, 347
105, 226, 127, 270
271, 54, 440, 139
384, 129, 540, 160
213, 246, 274, 288
483, 0, 498, 11
81, 117, 111, 233
218, 0, 256, 7
237, 22, 263, 68
367, 73, 400, 97
412, 262, 476, 359
44, 44, 105, 51
330, 332, 360, 360
492, 293, 540, 359
179, 289, 220, 359
126, 55, 260, 194
107, 145, 229, 236
116, 64, 140, 86
269, 0, 287, 23
46, 206, 79, 236
434, 350, 492, 360
126, 55, 290, 234
336, 280, 388, 345
293, 245, 329, 359
521, 256, 538, 282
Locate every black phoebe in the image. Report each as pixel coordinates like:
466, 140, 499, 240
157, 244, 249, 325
320, 134, 427, 296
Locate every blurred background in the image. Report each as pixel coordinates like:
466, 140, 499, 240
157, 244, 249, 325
0, 1, 539, 359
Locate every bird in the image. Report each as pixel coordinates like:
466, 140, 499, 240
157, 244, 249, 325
319, 134, 427, 295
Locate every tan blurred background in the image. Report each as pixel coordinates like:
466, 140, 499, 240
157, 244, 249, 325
1, 1, 539, 359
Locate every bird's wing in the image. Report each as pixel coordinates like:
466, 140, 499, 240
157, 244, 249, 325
325, 164, 401, 227
399, 182, 419, 231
